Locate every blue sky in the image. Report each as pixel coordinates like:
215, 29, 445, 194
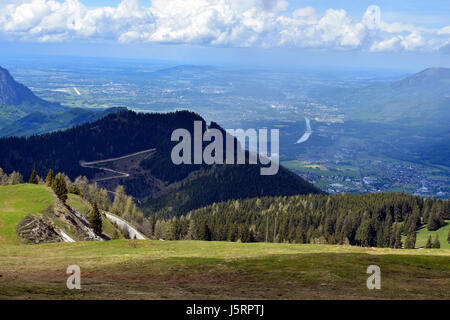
1, 0, 449, 70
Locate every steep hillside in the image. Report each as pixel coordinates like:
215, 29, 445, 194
0, 110, 204, 178
0, 184, 112, 245
0, 66, 64, 119
0, 66, 125, 136
145, 164, 319, 217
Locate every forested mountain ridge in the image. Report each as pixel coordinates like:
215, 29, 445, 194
0, 110, 203, 177
0, 110, 321, 216
144, 163, 319, 218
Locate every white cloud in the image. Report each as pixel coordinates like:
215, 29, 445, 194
0, 0, 448, 52
438, 26, 450, 35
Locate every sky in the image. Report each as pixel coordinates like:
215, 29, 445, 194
0, 0, 449, 70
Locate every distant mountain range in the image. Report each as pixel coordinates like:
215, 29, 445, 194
395, 67, 450, 89
0, 107, 125, 137
312, 67, 450, 126
309, 67, 450, 168
0, 66, 122, 137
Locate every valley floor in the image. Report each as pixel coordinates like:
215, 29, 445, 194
0, 241, 449, 300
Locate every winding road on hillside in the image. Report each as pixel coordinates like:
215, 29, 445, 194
78, 149, 155, 240
79, 148, 156, 183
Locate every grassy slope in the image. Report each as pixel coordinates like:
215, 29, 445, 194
415, 221, 450, 249
0, 184, 53, 245
0, 185, 120, 244
0, 240, 449, 300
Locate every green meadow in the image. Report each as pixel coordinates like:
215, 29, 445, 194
415, 221, 450, 249
0, 184, 53, 245
0, 184, 449, 300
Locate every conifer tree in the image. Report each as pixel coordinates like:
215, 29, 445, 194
427, 209, 442, 231
238, 225, 250, 243
432, 235, 440, 249
425, 235, 432, 248
45, 169, 55, 187
7, 171, 23, 185
98, 188, 110, 211
199, 222, 211, 241
404, 232, 416, 249
52, 173, 68, 202
73, 176, 89, 197
29, 169, 39, 184
0, 168, 7, 185
393, 224, 403, 249
186, 220, 197, 240
89, 202, 103, 235
111, 185, 127, 216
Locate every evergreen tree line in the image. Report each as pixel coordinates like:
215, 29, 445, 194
425, 235, 441, 249
3, 167, 448, 248
145, 193, 449, 248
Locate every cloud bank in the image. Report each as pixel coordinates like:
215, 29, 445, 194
0, 0, 448, 52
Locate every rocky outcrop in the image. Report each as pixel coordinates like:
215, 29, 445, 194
16, 198, 111, 244
16, 215, 64, 244
51, 198, 110, 241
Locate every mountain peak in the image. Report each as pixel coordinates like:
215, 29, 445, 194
0, 66, 14, 82
0, 65, 64, 113
0, 66, 28, 106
